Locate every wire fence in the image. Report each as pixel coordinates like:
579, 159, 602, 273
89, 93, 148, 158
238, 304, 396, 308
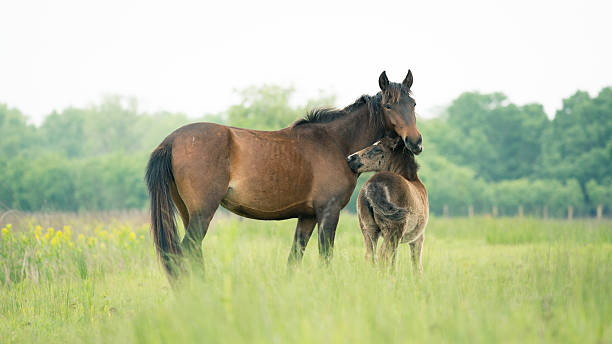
437, 204, 608, 219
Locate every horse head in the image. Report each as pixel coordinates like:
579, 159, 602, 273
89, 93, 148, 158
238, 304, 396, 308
378, 70, 422, 155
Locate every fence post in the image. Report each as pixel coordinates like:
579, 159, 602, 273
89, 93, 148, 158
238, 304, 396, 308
468, 205, 474, 218
597, 204, 603, 220
443, 205, 449, 218
568, 206, 573, 220
492, 205, 498, 217
543, 206, 548, 219
518, 205, 524, 218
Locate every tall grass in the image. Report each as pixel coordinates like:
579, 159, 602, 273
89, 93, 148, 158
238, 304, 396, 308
1, 213, 610, 343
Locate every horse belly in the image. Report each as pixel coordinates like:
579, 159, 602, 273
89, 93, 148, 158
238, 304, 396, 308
222, 132, 314, 219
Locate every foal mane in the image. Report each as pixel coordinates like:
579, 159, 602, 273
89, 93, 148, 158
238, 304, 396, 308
390, 146, 419, 181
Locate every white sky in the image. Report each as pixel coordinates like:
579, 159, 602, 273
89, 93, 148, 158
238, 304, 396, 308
1, 0, 611, 124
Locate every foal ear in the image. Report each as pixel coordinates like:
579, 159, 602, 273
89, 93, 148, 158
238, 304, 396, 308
402, 70, 413, 89
379, 71, 389, 91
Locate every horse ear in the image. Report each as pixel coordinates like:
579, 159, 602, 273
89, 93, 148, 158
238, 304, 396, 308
402, 70, 413, 89
379, 71, 389, 91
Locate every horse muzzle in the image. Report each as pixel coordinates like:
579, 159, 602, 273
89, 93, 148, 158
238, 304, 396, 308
405, 136, 423, 155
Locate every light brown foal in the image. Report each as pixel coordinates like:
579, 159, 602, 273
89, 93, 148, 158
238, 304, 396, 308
347, 136, 428, 271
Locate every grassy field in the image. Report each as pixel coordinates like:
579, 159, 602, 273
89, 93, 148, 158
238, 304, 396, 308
1, 212, 611, 343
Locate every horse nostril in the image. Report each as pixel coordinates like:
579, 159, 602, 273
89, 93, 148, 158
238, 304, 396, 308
347, 155, 362, 172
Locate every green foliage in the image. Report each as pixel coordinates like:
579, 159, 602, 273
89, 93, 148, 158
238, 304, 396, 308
586, 180, 612, 211
436, 92, 549, 181
540, 88, 612, 190
227, 85, 335, 130
1, 84, 611, 217
0, 104, 39, 158
419, 154, 490, 215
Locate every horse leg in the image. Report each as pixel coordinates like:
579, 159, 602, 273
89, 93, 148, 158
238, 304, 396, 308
182, 209, 215, 263
316, 204, 341, 263
409, 233, 425, 274
171, 182, 189, 229
180, 189, 226, 273
287, 216, 317, 265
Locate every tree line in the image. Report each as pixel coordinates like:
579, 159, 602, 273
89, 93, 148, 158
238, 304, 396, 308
1, 85, 610, 217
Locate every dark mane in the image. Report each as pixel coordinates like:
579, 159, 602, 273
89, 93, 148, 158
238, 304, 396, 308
292, 107, 348, 126
292, 94, 382, 128
291, 82, 411, 129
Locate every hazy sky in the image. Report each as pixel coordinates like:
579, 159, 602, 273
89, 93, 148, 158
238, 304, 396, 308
1, 0, 611, 124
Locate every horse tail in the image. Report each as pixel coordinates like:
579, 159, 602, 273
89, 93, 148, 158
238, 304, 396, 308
364, 183, 408, 222
145, 142, 182, 278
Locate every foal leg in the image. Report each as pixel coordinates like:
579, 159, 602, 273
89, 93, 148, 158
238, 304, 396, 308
362, 229, 380, 263
409, 233, 425, 274
380, 232, 400, 268
287, 216, 317, 265
359, 203, 380, 263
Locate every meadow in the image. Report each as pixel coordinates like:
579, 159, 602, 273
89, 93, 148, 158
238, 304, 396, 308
1, 212, 611, 343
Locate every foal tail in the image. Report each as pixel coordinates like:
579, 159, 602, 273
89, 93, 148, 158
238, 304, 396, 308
145, 143, 182, 279
364, 183, 408, 222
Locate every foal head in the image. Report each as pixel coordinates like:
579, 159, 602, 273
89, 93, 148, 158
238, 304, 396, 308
346, 136, 418, 180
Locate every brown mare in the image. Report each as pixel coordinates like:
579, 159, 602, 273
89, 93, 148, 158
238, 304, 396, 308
145, 71, 422, 279
347, 136, 429, 271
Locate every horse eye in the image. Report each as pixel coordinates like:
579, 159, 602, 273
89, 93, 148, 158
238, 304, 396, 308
384, 104, 392, 109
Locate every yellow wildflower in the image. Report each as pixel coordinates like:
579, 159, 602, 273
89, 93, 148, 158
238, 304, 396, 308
129, 232, 136, 241
47, 227, 55, 235
35, 225, 42, 238
1, 227, 7, 236
63, 225, 72, 240
78, 234, 85, 241
56, 230, 63, 238
6, 224, 12, 229
51, 237, 58, 246
100, 242, 106, 250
